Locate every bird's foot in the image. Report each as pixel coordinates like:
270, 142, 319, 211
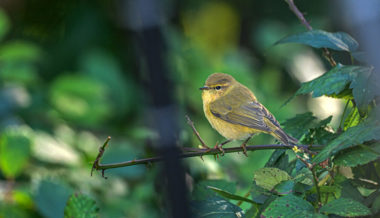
213, 143, 225, 156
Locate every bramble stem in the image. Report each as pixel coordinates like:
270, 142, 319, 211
91, 117, 320, 178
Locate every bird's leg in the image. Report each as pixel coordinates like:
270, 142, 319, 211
241, 135, 253, 157
214, 139, 231, 156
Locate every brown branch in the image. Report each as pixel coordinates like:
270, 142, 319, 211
91, 136, 111, 178
285, 0, 337, 67
92, 140, 315, 171
186, 115, 209, 149
91, 116, 320, 178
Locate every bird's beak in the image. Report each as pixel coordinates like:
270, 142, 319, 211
199, 86, 210, 90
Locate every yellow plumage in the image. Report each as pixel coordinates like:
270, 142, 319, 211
200, 73, 297, 154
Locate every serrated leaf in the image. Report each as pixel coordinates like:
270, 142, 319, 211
261, 194, 314, 218
284, 65, 374, 106
334, 146, 379, 167
320, 198, 371, 217
313, 117, 380, 164
296, 65, 365, 98
0, 127, 32, 178
64, 193, 99, 218
254, 168, 291, 191
349, 66, 379, 111
275, 30, 358, 52
190, 196, 244, 218
207, 186, 256, 205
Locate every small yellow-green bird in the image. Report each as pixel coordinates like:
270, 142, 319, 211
200, 73, 298, 156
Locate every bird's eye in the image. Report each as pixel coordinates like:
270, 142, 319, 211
215, 86, 221, 90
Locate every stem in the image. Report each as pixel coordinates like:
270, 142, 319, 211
285, 0, 337, 67
295, 153, 322, 207
311, 167, 322, 207
186, 115, 209, 149
237, 189, 252, 207
91, 136, 111, 177
91, 116, 321, 178
93, 142, 311, 170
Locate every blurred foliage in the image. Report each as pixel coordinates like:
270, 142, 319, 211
1, 1, 379, 218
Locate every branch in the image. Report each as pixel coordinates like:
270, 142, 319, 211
91, 140, 317, 172
285, 0, 337, 67
91, 116, 320, 178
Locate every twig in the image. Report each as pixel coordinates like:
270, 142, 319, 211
186, 115, 209, 149
91, 136, 111, 177
295, 153, 322, 207
91, 116, 320, 178
93, 143, 308, 170
285, 0, 337, 67
311, 167, 322, 208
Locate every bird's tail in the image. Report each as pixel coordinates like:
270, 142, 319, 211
271, 128, 298, 146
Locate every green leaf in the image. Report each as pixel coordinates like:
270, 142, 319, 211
245, 205, 259, 218
0, 9, 10, 41
190, 196, 244, 218
254, 168, 291, 191
251, 181, 272, 204
334, 146, 379, 167
296, 65, 366, 98
281, 112, 334, 145
349, 66, 379, 111
275, 30, 358, 52
64, 193, 99, 218
193, 180, 236, 201
80, 50, 136, 115
294, 168, 313, 186
281, 112, 318, 139
35, 180, 73, 218
285, 64, 378, 110
0, 127, 32, 178
343, 106, 361, 130
0, 41, 41, 62
273, 180, 295, 195
49, 75, 111, 126
261, 194, 314, 218
207, 186, 256, 205
320, 198, 371, 217
0, 62, 39, 85
313, 117, 380, 164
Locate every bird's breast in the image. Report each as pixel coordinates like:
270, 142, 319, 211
203, 99, 257, 140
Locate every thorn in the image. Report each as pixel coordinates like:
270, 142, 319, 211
101, 169, 108, 179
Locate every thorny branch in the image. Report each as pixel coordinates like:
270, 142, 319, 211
91, 116, 320, 178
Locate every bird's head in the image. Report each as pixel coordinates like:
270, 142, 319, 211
200, 73, 236, 100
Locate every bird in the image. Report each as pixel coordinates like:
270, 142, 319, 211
200, 73, 298, 156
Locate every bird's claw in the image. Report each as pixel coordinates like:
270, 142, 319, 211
214, 143, 225, 156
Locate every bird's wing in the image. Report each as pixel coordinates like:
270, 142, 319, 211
209, 98, 279, 132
